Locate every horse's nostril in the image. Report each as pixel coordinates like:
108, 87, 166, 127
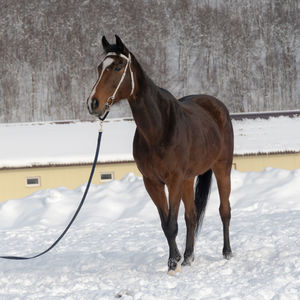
91, 98, 99, 110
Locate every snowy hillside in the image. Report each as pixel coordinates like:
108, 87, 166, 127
0, 169, 300, 299
1, 0, 299, 122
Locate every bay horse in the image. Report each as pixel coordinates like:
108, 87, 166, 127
87, 35, 233, 274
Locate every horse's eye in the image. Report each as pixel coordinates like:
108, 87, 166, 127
114, 66, 122, 72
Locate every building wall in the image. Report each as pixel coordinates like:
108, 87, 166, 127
1, 153, 299, 202
0, 162, 141, 202
232, 153, 300, 172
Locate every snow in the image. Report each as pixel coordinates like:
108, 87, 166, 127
1, 168, 300, 299
233, 116, 300, 155
0, 119, 136, 169
1, 116, 300, 169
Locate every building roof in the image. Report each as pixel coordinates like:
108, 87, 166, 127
0, 119, 135, 169
232, 115, 300, 155
1, 114, 300, 169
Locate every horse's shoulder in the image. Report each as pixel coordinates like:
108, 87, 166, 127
133, 129, 150, 159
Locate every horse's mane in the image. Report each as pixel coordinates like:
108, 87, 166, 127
103, 43, 123, 55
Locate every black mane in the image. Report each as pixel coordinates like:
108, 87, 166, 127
104, 43, 123, 55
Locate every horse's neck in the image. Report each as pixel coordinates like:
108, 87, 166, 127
128, 60, 177, 143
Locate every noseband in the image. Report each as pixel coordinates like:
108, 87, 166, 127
99, 52, 135, 119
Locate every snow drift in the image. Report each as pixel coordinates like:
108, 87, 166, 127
0, 168, 300, 299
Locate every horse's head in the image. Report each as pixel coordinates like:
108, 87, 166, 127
87, 35, 135, 117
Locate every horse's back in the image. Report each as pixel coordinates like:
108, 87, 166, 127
179, 94, 234, 164
179, 94, 232, 130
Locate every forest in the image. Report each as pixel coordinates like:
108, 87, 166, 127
0, 0, 299, 122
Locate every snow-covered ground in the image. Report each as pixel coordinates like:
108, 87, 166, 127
1, 168, 300, 299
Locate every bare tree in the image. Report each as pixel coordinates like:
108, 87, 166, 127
0, 0, 299, 122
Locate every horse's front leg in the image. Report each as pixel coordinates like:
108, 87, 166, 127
143, 176, 182, 274
164, 178, 183, 274
182, 178, 196, 266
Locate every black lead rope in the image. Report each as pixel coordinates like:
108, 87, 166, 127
0, 116, 107, 260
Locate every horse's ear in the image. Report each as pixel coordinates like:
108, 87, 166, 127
115, 35, 129, 56
102, 36, 110, 53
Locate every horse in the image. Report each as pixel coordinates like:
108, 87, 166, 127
87, 35, 234, 274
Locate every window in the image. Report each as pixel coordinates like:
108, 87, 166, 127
100, 172, 114, 182
26, 176, 41, 187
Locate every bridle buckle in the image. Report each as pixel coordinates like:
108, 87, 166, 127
105, 96, 114, 108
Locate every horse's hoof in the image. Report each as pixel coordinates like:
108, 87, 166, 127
223, 251, 233, 260
167, 258, 182, 275
167, 262, 181, 275
182, 254, 194, 266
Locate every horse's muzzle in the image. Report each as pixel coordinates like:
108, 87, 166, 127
91, 98, 99, 111
87, 97, 99, 115
87, 97, 108, 119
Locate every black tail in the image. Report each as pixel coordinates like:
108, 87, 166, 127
194, 169, 213, 235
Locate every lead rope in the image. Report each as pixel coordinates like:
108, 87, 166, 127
0, 115, 108, 260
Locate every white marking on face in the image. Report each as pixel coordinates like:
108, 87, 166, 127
87, 57, 115, 111
100, 57, 114, 78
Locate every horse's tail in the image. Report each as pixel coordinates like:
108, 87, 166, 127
194, 169, 213, 235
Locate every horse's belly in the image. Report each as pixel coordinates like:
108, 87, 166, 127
134, 142, 213, 182
133, 118, 226, 181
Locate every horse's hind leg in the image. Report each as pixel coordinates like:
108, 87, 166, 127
182, 178, 196, 266
213, 162, 232, 259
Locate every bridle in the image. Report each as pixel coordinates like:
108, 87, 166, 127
98, 52, 135, 121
